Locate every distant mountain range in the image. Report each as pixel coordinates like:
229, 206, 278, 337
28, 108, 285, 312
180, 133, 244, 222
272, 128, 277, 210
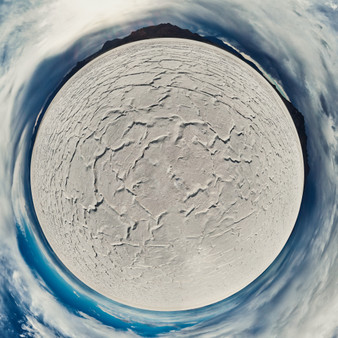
61, 23, 309, 178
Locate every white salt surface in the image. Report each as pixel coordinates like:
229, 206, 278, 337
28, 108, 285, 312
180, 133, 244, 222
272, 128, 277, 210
31, 38, 304, 311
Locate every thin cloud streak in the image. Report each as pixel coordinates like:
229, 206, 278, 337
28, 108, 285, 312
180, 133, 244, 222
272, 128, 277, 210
0, 0, 337, 337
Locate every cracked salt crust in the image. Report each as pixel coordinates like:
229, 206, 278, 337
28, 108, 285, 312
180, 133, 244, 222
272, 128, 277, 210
31, 38, 304, 311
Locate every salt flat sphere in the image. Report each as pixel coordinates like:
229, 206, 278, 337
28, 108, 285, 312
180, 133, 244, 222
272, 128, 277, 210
31, 38, 304, 311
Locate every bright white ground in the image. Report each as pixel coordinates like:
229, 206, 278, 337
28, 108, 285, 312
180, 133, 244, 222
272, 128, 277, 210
31, 38, 304, 311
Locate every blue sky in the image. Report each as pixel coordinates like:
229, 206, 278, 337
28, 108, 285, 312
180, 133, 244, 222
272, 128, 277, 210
0, 1, 337, 337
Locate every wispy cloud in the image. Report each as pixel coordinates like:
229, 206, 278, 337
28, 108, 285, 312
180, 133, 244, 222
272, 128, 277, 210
0, 0, 337, 337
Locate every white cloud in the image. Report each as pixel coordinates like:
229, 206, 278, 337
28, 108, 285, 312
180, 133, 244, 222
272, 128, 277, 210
0, 0, 337, 337
325, 1, 338, 10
